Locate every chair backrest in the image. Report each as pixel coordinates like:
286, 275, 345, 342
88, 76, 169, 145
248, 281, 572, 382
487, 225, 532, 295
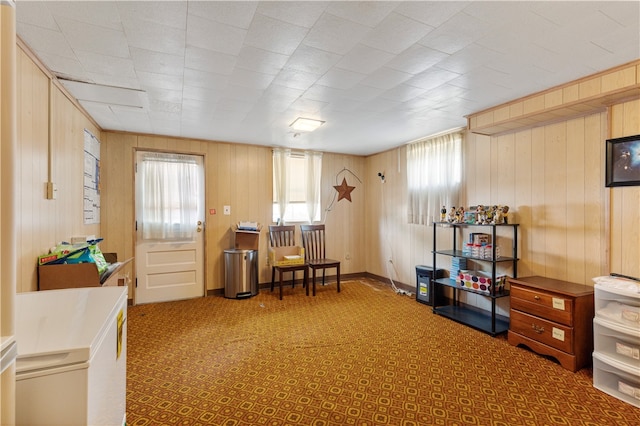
299, 224, 327, 261
268, 225, 296, 248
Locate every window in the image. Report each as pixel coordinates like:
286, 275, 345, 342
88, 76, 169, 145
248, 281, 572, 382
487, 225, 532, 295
406, 131, 463, 225
138, 152, 202, 240
273, 149, 322, 223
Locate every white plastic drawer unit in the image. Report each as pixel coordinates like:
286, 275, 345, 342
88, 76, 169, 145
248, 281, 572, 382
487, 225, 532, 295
593, 318, 640, 366
592, 279, 640, 408
594, 286, 640, 329
593, 353, 640, 408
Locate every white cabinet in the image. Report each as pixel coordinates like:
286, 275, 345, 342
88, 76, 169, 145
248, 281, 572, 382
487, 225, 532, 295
593, 281, 640, 408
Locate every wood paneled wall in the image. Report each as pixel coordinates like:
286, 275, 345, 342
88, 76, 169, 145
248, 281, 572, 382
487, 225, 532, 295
15, 46, 101, 292
13, 37, 639, 306
100, 133, 367, 299
609, 99, 640, 278
365, 99, 639, 316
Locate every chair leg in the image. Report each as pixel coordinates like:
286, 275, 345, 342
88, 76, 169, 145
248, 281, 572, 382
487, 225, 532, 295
271, 267, 276, 292
322, 269, 326, 286
312, 267, 317, 296
336, 264, 340, 293
291, 271, 295, 288
279, 270, 284, 300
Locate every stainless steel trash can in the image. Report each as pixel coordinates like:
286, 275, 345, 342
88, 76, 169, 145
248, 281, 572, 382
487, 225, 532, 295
224, 249, 258, 299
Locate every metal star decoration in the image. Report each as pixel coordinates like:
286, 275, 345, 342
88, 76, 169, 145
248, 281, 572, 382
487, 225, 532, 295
333, 177, 356, 202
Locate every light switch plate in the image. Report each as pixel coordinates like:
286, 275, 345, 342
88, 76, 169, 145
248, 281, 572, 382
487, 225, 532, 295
223, 205, 231, 215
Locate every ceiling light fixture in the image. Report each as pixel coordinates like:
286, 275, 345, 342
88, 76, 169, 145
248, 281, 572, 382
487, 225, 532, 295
290, 117, 325, 132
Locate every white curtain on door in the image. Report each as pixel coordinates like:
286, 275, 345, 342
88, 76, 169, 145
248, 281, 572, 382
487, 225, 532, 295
407, 131, 463, 225
139, 152, 199, 240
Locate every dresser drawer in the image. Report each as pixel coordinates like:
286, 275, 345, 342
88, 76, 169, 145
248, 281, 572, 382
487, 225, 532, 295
511, 285, 573, 326
510, 309, 574, 354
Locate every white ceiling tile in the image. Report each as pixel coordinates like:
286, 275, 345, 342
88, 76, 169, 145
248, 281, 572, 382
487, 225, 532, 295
340, 84, 385, 102
285, 44, 342, 75
78, 101, 121, 130
33, 52, 86, 80
385, 44, 449, 75
236, 46, 290, 76
117, 1, 187, 30
85, 73, 141, 92
111, 106, 152, 133
74, 50, 136, 79
272, 69, 320, 91
123, 19, 186, 56
220, 85, 264, 103
379, 84, 428, 103
183, 68, 229, 91
257, 1, 328, 28
137, 71, 183, 92
130, 47, 184, 77
55, 17, 129, 58
360, 67, 413, 90
406, 67, 460, 91
598, 1, 640, 27
61, 80, 145, 109
188, 1, 258, 29
316, 68, 366, 91
149, 99, 181, 114
145, 87, 183, 105
303, 12, 370, 55
394, 1, 471, 28
229, 68, 276, 91
17, 22, 75, 59
334, 44, 394, 74
15, 1, 640, 156
287, 98, 328, 115
47, 2, 122, 31
326, 1, 397, 27
418, 12, 493, 55
16, 3, 57, 30
185, 46, 237, 75
244, 13, 308, 56
361, 12, 434, 54
186, 14, 247, 56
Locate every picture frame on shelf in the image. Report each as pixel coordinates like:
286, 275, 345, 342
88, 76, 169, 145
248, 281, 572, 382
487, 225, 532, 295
605, 134, 640, 187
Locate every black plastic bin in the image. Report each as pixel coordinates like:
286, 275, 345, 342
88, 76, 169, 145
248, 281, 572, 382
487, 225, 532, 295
415, 265, 445, 306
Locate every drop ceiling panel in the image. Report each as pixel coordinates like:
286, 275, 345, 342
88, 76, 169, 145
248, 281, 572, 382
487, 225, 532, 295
15, 1, 640, 156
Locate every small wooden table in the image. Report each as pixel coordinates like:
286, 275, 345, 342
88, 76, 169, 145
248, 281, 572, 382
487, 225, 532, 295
508, 276, 594, 372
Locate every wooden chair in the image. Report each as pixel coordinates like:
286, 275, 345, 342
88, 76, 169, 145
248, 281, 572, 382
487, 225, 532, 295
268, 225, 308, 300
299, 224, 340, 296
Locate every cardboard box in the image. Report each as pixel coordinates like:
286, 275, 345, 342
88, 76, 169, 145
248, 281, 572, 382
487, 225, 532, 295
268, 246, 305, 266
38, 258, 132, 291
234, 230, 260, 250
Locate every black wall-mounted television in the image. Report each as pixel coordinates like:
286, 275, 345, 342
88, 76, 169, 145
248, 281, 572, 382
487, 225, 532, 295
605, 134, 640, 187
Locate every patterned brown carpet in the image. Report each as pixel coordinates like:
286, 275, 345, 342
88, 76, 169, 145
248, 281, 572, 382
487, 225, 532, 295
126, 278, 640, 425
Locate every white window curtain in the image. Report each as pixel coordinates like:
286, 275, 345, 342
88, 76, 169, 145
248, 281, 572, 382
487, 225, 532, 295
139, 152, 199, 240
272, 149, 322, 223
305, 151, 322, 224
407, 131, 463, 225
273, 148, 290, 223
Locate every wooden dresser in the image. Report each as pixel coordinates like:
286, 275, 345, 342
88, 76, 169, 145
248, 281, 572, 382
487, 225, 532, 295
508, 276, 594, 372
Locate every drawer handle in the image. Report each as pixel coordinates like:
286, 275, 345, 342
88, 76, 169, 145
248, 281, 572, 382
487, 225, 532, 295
531, 324, 544, 334
534, 296, 541, 300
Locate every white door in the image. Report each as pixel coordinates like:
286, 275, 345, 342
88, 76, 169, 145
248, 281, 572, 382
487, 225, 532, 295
135, 151, 205, 304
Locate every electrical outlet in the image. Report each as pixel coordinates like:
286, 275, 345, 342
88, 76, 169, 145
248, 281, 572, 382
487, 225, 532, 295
223, 205, 231, 215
